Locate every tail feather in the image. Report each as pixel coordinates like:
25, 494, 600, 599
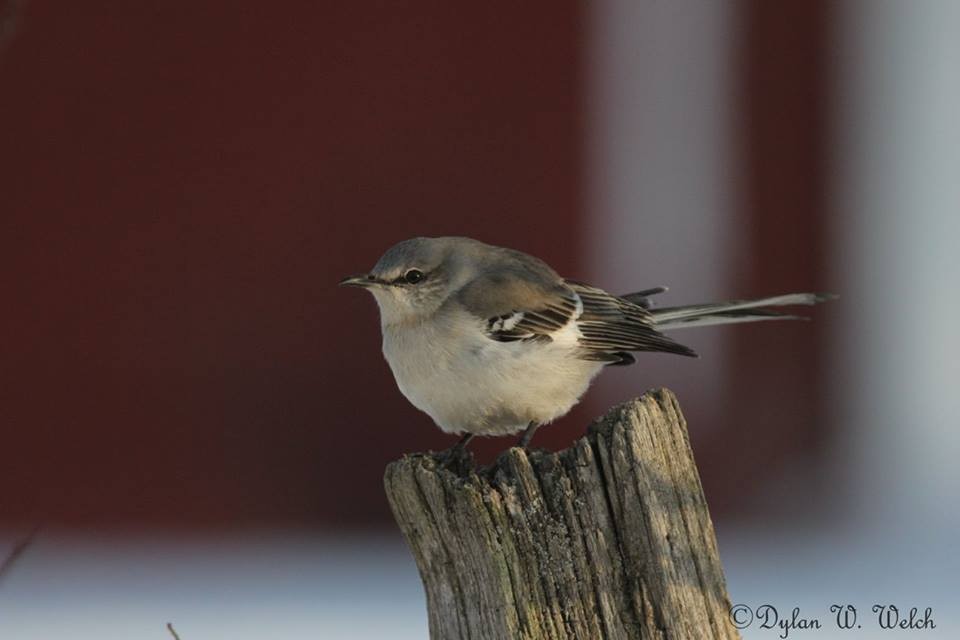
650, 292, 835, 330
620, 286, 668, 309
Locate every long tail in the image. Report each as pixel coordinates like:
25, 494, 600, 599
646, 292, 836, 331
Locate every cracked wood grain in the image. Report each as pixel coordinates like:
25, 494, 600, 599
384, 388, 740, 640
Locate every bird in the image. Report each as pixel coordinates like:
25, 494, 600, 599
340, 236, 832, 460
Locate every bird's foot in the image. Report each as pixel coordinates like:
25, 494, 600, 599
433, 434, 475, 475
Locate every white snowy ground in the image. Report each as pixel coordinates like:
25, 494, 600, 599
0, 524, 955, 639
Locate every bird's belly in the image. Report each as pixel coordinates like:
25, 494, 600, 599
383, 327, 603, 436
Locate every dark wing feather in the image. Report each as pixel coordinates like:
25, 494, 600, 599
486, 296, 579, 342
566, 281, 698, 360
566, 279, 668, 309
457, 268, 697, 360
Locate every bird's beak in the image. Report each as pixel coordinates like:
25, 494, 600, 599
339, 273, 379, 288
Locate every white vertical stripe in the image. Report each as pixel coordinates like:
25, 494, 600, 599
832, 0, 960, 527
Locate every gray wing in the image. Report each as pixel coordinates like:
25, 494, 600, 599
458, 268, 580, 343
457, 265, 697, 362
567, 281, 698, 362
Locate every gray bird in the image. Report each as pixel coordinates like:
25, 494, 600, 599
341, 236, 831, 458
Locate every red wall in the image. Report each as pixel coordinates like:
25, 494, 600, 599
0, 2, 584, 526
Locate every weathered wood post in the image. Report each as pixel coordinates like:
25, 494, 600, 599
384, 388, 739, 640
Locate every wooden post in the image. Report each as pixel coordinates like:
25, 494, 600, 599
384, 389, 740, 640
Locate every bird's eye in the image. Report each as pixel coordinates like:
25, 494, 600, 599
404, 269, 425, 284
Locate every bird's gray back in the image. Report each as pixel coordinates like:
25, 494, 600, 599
451, 241, 567, 319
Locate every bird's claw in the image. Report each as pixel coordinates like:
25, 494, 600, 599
434, 444, 474, 475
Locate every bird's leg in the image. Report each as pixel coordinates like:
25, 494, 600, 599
517, 422, 540, 450
450, 432, 474, 456
436, 433, 475, 469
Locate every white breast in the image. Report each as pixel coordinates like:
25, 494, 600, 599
381, 310, 605, 436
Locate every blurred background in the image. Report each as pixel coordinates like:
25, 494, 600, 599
1, 1, 957, 638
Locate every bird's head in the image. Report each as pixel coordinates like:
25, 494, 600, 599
340, 237, 483, 326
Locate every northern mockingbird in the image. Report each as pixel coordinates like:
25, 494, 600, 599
341, 236, 831, 458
